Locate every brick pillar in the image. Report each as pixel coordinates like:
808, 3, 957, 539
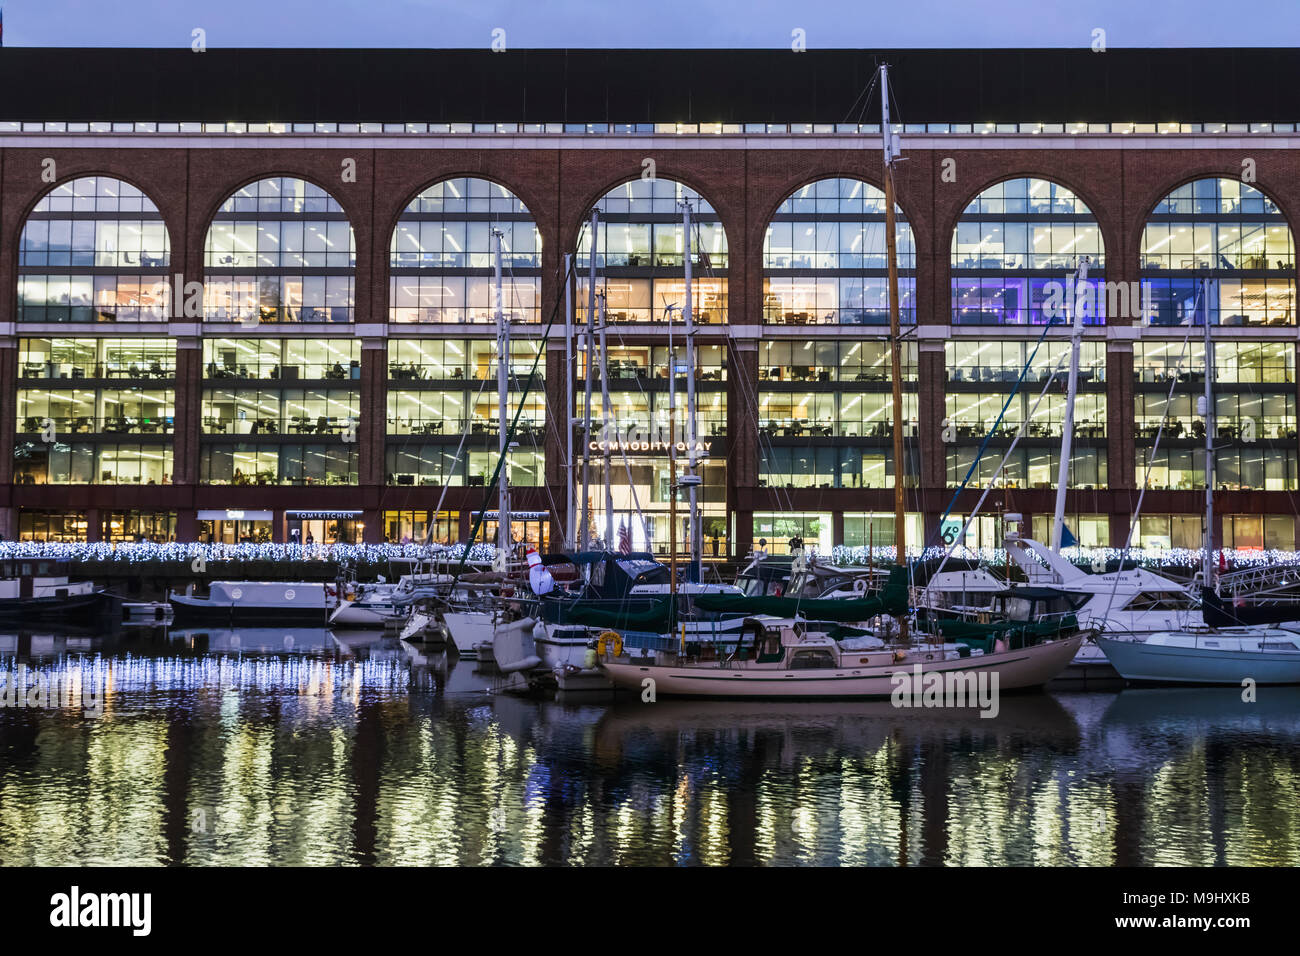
86, 508, 102, 543
170, 338, 202, 486
0, 342, 15, 540
729, 338, 758, 559
1106, 340, 1136, 491
361, 509, 381, 544
543, 338, 569, 547
918, 339, 947, 492
1109, 514, 1131, 549
359, 338, 387, 486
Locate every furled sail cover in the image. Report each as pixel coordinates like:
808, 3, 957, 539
563, 598, 674, 631
692, 566, 910, 620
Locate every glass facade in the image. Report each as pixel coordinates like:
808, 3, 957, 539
386, 339, 546, 488
16, 510, 90, 541
1141, 178, 1295, 326
204, 178, 355, 323
576, 179, 728, 323
13, 442, 173, 485
759, 341, 916, 383
199, 338, 361, 485
945, 341, 1107, 488
383, 510, 459, 545
389, 178, 541, 324
763, 178, 915, 325
13, 336, 176, 485
1133, 338, 1298, 491
952, 178, 1104, 325
18, 176, 170, 323
4, 143, 1300, 558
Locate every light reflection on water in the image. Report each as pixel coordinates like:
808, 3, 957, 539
1, 626, 1298, 866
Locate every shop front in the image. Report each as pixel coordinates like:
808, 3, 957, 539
198, 509, 274, 544
472, 510, 551, 552
285, 509, 364, 545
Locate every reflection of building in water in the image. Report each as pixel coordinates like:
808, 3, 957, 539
3, 643, 1300, 865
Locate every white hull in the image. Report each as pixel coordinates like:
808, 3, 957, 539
443, 610, 497, 657
535, 626, 591, 671
1099, 634, 1300, 685
330, 599, 404, 628
602, 635, 1081, 699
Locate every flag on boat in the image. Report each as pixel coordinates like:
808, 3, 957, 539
1060, 524, 1077, 548
618, 519, 631, 554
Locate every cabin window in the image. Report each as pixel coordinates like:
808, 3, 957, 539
789, 649, 837, 669
1261, 641, 1299, 651
1123, 593, 1194, 611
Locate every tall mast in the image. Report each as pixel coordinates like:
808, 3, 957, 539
881, 63, 908, 622
1052, 257, 1089, 552
563, 252, 575, 549
599, 291, 614, 548
493, 228, 510, 566
580, 208, 598, 549
1202, 277, 1216, 585
668, 323, 679, 594
682, 198, 702, 582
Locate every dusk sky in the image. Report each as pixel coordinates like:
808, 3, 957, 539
3, 0, 1299, 48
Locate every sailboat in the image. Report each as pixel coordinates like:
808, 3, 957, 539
1098, 292, 1300, 684
598, 64, 1085, 698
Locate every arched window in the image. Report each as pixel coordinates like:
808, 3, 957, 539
18, 176, 171, 323
204, 177, 355, 323
763, 177, 914, 325
1140, 178, 1295, 326
952, 178, 1104, 325
389, 177, 541, 323
577, 179, 728, 323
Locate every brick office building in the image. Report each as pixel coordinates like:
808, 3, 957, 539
2, 47, 1299, 555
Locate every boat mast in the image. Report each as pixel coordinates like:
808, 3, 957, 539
880, 63, 908, 638
682, 198, 702, 582
494, 228, 511, 567
1202, 276, 1216, 585
600, 291, 614, 548
580, 208, 598, 549
668, 320, 679, 594
1052, 257, 1089, 551
563, 253, 575, 548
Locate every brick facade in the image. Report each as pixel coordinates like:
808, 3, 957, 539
3, 134, 1298, 551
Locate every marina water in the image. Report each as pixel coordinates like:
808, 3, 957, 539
1, 626, 1298, 866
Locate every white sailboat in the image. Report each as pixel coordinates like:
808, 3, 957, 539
1098, 289, 1300, 684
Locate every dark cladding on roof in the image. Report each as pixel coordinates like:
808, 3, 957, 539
1, 47, 1299, 124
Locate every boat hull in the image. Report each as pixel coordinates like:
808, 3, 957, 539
1098, 636, 1300, 685
0, 591, 112, 623
330, 599, 402, 628
443, 610, 496, 657
169, 599, 330, 627
601, 635, 1082, 699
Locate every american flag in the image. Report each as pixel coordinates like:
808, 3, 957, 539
618, 519, 632, 554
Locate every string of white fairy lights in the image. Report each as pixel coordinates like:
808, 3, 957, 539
0, 539, 1296, 572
